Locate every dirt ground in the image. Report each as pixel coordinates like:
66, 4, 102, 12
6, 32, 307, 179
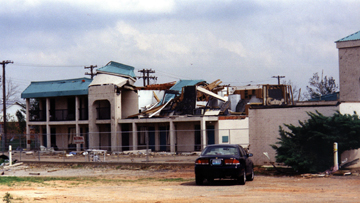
0, 163, 359, 203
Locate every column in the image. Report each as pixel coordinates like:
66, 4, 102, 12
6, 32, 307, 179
26, 98, 30, 149
76, 96, 81, 151
169, 121, 175, 153
132, 122, 137, 150
155, 124, 160, 151
200, 118, 206, 149
46, 98, 51, 148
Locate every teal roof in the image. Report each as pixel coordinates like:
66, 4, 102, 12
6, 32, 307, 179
336, 30, 360, 42
97, 61, 136, 78
162, 79, 205, 104
21, 78, 92, 98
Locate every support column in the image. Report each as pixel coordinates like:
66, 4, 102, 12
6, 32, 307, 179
132, 122, 137, 150
200, 118, 207, 149
155, 124, 160, 151
46, 98, 51, 149
26, 98, 30, 150
169, 121, 175, 153
75, 96, 81, 151
118, 124, 122, 152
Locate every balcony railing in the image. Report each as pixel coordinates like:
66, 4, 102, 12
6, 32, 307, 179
30, 108, 89, 121
50, 109, 75, 121
29, 110, 46, 121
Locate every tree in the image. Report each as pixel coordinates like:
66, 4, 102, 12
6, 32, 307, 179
305, 72, 338, 99
0, 77, 21, 105
272, 111, 360, 173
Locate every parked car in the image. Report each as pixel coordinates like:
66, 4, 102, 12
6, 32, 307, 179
195, 144, 254, 185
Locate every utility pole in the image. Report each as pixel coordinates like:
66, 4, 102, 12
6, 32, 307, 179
272, 75, 285, 85
138, 69, 157, 86
85, 65, 97, 79
0, 60, 13, 153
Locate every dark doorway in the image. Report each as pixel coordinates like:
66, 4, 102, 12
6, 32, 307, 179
194, 125, 201, 151
149, 127, 155, 151
51, 128, 57, 150
121, 124, 130, 151
159, 126, 168, 151
207, 125, 215, 145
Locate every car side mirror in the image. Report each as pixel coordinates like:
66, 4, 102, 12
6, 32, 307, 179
247, 153, 253, 157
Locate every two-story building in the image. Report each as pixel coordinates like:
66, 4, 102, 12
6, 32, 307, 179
21, 61, 250, 153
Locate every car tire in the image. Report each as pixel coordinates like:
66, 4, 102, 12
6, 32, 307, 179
246, 168, 254, 181
196, 175, 203, 185
237, 171, 246, 185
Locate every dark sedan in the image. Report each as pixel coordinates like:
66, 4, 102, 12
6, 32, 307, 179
195, 144, 254, 185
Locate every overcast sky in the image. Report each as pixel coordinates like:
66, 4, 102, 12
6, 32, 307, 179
1, 0, 360, 100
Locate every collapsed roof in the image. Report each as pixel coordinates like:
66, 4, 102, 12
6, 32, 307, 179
90, 61, 137, 87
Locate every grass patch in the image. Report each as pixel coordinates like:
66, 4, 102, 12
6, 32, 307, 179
0, 176, 191, 187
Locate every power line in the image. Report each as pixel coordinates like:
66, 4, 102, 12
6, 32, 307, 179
13, 63, 84, 68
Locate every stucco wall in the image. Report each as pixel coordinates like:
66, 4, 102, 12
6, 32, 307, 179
121, 90, 139, 118
176, 122, 195, 152
249, 105, 339, 165
338, 42, 360, 102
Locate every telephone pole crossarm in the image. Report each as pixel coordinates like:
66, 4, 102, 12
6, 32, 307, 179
85, 65, 98, 79
138, 69, 157, 86
272, 75, 285, 85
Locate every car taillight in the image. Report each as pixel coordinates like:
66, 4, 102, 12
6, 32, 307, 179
224, 158, 240, 165
195, 158, 209, 165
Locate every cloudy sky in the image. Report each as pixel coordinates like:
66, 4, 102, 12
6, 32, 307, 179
1, 0, 360, 100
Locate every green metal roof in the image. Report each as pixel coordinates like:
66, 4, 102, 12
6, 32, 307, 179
162, 79, 205, 104
97, 61, 136, 78
336, 30, 360, 42
21, 78, 92, 98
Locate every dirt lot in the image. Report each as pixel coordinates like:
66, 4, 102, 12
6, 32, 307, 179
0, 163, 359, 203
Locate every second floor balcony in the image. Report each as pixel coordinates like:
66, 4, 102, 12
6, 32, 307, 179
29, 108, 89, 122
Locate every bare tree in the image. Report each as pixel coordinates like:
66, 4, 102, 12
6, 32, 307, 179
0, 77, 21, 105
305, 72, 338, 99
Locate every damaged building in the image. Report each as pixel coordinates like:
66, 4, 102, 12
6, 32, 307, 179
21, 61, 251, 153
19, 30, 360, 168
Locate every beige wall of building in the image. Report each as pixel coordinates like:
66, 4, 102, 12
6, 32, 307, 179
337, 40, 360, 102
249, 105, 339, 165
176, 122, 196, 152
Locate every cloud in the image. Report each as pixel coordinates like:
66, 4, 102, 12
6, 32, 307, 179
2, 0, 360, 94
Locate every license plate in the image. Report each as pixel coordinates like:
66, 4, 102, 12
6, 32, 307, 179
212, 159, 221, 165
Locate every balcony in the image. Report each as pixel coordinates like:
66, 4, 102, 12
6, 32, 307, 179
29, 110, 46, 121
50, 109, 75, 121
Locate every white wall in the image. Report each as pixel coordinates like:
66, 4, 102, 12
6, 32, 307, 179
138, 90, 165, 111
339, 102, 360, 115
217, 118, 249, 147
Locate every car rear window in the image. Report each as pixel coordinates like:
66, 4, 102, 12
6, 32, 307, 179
202, 146, 239, 156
